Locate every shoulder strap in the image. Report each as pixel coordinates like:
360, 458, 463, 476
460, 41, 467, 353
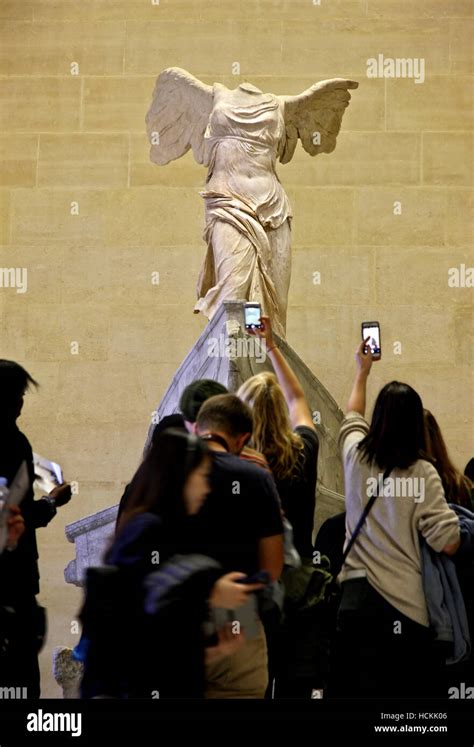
200, 433, 230, 452
341, 467, 392, 565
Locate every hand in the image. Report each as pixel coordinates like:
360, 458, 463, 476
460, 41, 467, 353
6, 506, 25, 549
247, 315, 275, 350
356, 338, 374, 377
48, 482, 72, 507
205, 623, 246, 663
208, 572, 263, 609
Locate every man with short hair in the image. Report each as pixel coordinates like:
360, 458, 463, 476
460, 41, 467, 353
180, 379, 270, 472
193, 393, 284, 698
179, 378, 228, 431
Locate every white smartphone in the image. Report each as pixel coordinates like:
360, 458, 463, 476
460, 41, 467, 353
244, 302, 262, 330
361, 321, 381, 360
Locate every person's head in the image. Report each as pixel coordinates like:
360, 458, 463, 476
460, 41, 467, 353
179, 379, 228, 432
237, 372, 304, 480
118, 429, 211, 534
195, 394, 253, 455
0, 360, 38, 423
358, 381, 425, 470
424, 409, 449, 465
424, 409, 473, 507
142, 413, 187, 459
152, 414, 186, 438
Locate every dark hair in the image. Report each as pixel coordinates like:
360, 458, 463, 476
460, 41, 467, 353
358, 381, 426, 470
464, 458, 474, 484
424, 409, 473, 508
151, 414, 186, 442
0, 360, 38, 419
196, 394, 253, 439
117, 429, 210, 534
179, 379, 228, 423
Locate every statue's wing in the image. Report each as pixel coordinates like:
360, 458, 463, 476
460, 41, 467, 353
278, 78, 358, 164
146, 67, 214, 166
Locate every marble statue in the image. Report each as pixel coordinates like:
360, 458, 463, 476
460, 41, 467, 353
146, 68, 358, 338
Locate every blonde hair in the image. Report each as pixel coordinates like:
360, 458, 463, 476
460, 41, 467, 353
237, 372, 304, 481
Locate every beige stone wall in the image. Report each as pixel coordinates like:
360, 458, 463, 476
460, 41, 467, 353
0, 0, 472, 697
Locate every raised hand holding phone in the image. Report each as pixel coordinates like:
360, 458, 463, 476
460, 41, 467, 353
356, 338, 374, 377
349, 335, 380, 417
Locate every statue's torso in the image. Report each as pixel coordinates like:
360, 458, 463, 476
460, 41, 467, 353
202, 83, 292, 229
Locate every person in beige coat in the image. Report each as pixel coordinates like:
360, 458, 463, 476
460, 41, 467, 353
330, 338, 460, 698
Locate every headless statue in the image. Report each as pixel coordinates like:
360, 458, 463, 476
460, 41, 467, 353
146, 68, 358, 338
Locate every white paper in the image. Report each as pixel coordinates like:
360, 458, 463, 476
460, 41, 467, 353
33, 452, 63, 494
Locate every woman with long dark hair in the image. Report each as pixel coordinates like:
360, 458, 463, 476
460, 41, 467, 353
424, 409, 474, 509
80, 429, 255, 699
423, 410, 474, 692
331, 340, 460, 698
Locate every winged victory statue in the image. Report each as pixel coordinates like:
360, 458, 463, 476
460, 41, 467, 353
146, 68, 358, 338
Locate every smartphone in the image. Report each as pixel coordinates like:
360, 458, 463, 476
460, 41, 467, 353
244, 302, 262, 330
361, 321, 381, 360
237, 570, 271, 586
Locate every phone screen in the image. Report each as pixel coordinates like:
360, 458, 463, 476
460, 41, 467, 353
244, 304, 261, 329
362, 323, 381, 358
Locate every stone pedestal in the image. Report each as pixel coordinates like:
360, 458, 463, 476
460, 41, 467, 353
64, 504, 118, 587
55, 505, 119, 697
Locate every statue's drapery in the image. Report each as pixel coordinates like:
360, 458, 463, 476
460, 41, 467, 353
195, 83, 292, 337
195, 194, 291, 338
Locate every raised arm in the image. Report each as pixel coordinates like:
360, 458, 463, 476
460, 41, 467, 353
250, 316, 314, 430
347, 338, 374, 416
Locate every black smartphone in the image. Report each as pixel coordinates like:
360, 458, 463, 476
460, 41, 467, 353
361, 321, 381, 360
244, 302, 262, 330
237, 570, 271, 585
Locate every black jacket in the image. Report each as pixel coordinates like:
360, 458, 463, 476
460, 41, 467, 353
0, 423, 56, 602
80, 512, 222, 699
